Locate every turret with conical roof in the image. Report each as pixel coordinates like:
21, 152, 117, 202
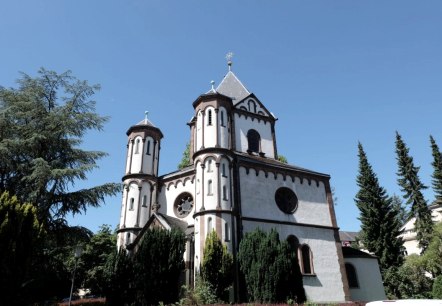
117, 113, 163, 249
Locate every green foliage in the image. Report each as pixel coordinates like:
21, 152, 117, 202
133, 228, 186, 305
419, 222, 442, 277
391, 194, 408, 227
238, 228, 306, 304
355, 143, 404, 273
76, 225, 116, 295
432, 275, 442, 299
179, 277, 219, 306
178, 142, 192, 169
104, 249, 135, 306
396, 254, 433, 299
430, 135, 442, 205
0, 191, 45, 305
396, 132, 433, 252
277, 155, 288, 164
201, 230, 234, 302
0, 68, 120, 227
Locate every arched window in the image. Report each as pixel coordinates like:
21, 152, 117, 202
301, 245, 313, 274
135, 139, 140, 154
197, 179, 200, 194
220, 111, 225, 127
146, 140, 151, 155
207, 159, 213, 172
248, 99, 257, 113
126, 232, 131, 245
345, 263, 359, 288
208, 110, 212, 125
247, 129, 261, 153
142, 195, 147, 207
207, 180, 213, 195
129, 198, 135, 210
222, 163, 227, 177
208, 217, 213, 233
223, 185, 228, 200
225, 222, 230, 242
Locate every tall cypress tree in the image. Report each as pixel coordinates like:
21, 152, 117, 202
430, 135, 442, 205
355, 142, 404, 271
395, 132, 433, 253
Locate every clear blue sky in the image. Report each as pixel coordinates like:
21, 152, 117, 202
1, 1, 441, 233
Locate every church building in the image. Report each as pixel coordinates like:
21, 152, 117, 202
117, 59, 352, 302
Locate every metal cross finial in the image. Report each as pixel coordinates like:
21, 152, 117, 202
226, 52, 234, 71
144, 111, 149, 121
210, 80, 215, 91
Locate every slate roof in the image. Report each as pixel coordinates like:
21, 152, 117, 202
136, 118, 157, 127
342, 246, 377, 259
216, 71, 251, 103
339, 231, 359, 242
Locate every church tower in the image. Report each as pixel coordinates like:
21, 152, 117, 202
117, 113, 163, 249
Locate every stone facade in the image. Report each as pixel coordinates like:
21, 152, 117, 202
117, 66, 351, 302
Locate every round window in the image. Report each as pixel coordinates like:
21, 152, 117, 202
275, 187, 298, 214
174, 193, 194, 218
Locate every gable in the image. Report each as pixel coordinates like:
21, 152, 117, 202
235, 94, 274, 118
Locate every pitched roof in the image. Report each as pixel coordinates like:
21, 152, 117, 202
342, 246, 377, 259
135, 118, 157, 127
216, 71, 251, 103
339, 231, 359, 242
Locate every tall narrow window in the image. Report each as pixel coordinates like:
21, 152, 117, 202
129, 198, 134, 210
208, 217, 213, 233
207, 159, 213, 172
345, 263, 359, 288
223, 185, 228, 200
220, 111, 225, 127
247, 129, 261, 153
222, 164, 227, 177
225, 222, 230, 242
208, 110, 212, 125
301, 245, 313, 274
126, 233, 131, 245
197, 179, 200, 194
135, 139, 140, 154
142, 195, 147, 207
208, 180, 213, 195
146, 140, 151, 155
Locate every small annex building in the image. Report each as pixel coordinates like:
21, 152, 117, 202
116, 61, 385, 302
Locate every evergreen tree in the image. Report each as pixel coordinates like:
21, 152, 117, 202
238, 228, 306, 304
0, 191, 45, 305
355, 143, 404, 272
396, 132, 433, 252
430, 135, 442, 205
391, 194, 408, 227
201, 230, 233, 302
0, 69, 120, 230
133, 228, 185, 305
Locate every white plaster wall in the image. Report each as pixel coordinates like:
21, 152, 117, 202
125, 142, 131, 173
130, 136, 143, 173
203, 156, 218, 210
125, 182, 140, 228
219, 107, 229, 149
119, 188, 127, 228
204, 107, 216, 148
239, 167, 332, 227
345, 257, 386, 302
138, 183, 152, 227
237, 98, 268, 116
196, 111, 203, 151
242, 222, 346, 302
157, 178, 195, 226
219, 157, 232, 210
234, 113, 274, 158
142, 136, 154, 175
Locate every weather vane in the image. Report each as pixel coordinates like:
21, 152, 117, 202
145, 111, 149, 121
226, 52, 234, 71
210, 80, 215, 91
